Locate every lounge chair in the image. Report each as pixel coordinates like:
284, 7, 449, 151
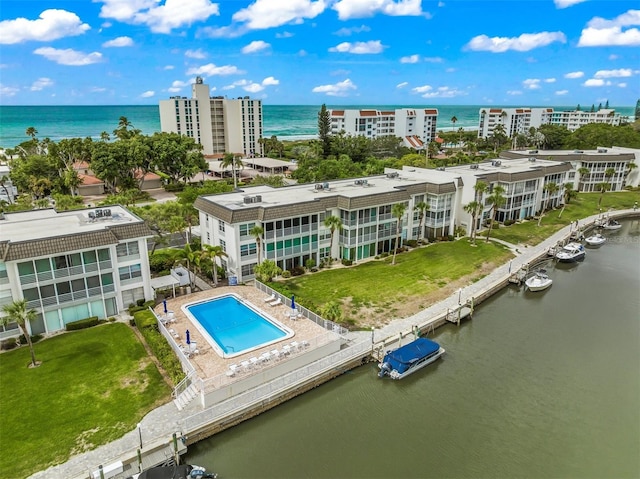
169, 328, 180, 339
240, 360, 251, 371
227, 364, 239, 377
301, 340, 310, 348
259, 352, 271, 363
270, 349, 281, 361
269, 297, 282, 307
249, 357, 259, 367
263, 293, 276, 302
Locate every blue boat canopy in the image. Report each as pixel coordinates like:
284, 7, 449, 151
382, 338, 441, 375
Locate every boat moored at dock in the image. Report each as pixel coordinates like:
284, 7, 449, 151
132, 464, 217, 479
555, 242, 586, 262
525, 269, 553, 292
585, 233, 606, 246
378, 337, 445, 380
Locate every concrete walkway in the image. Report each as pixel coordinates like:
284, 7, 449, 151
29, 210, 637, 479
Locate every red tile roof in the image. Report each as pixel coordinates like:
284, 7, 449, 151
78, 174, 104, 186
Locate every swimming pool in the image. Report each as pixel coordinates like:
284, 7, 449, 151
182, 294, 294, 359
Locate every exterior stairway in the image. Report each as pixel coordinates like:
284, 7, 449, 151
173, 383, 199, 411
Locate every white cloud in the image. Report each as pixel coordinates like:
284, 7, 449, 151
578, 10, 640, 46
243, 83, 264, 93
102, 36, 134, 47
262, 76, 279, 86
312, 78, 357, 97
445, 67, 456, 73
564, 71, 584, 79
0, 84, 20, 97
554, 0, 588, 8
583, 78, 612, 87
594, 68, 634, 78
424, 57, 443, 63
0, 9, 90, 45
618, 82, 627, 87
555, 90, 569, 95
329, 40, 384, 54
609, 54, 619, 60
233, 0, 327, 30
167, 80, 189, 92
334, 25, 371, 36
333, 0, 424, 20
99, 0, 220, 34
186, 63, 245, 76
544, 78, 556, 83
412, 85, 432, 93
140, 90, 155, 98
164, 65, 175, 70
276, 31, 294, 38
33, 47, 103, 66
523, 79, 541, 89
90, 87, 107, 92
30, 77, 54, 91
466, 31, 566, 52
507, 90, 523, 95
396, 82, 408, 88
242, 40, 271, 54
185, 49, 206, 59
400, 54, 420, 64
420, 86, 466, 98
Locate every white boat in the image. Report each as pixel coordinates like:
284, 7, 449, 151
585, 233, 606, 246
525, 269, 553, 291
555, 242, 586, 262
378, 337, 445, 380
132, 464, 217, 479
601, 219, 622, 230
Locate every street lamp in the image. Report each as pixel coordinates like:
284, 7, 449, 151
458, 288, 462, 304
137, 423, 143, 450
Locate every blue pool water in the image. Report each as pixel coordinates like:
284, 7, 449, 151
183, 294, 293, 358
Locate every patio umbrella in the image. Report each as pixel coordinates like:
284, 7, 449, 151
163, 299, 167, 314
186, 329, 191, 345
291, 295, 295, 310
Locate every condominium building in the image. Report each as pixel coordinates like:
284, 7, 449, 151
159, 77, 263, 157
194, 155, 570, 283
0, 206, 153, 339
478, 107, 622, 138
329, 108, 438, 147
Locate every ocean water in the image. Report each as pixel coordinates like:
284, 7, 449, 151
0, 104, 634, 150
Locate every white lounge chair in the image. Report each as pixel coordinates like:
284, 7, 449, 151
259, 352, 271, 363
169, 329, 180, 339
290, 341, 299, 351
270, 349, 281, 361
249, 357, 259, 367
282, 345, 292, 356
263, 293, 276, 302
301, 340, 310, 348
240, 360, 251, 371
269, 297, 282, 307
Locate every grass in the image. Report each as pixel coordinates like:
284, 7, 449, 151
0, 323, 171, 479
486, 190, 640, 246
274, 239, 513, 326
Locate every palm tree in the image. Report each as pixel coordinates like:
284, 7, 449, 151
249, 225, 264, 265
464, 200, 482, 245
413, 201, 429, 243
538, 182, 559, 226
0, 175, 14, 204
450, 116, 457, 131
221, 153, 243, 189
321, 301, 343, 322
577, 167, 590, 191
1, 300, 39, 367
201, 244, 227, 286
562, 183, 577, 204
323, 215, 343, 260
604, 167, 616, 191
25, 127, 38, 140
485, 185, 506, 242
597, 182, 611, 209
174, 244, 200, 291
474, 180, 488, 201
391, 203, 407, 265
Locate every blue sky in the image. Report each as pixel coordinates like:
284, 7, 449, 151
1, 0, 638, 106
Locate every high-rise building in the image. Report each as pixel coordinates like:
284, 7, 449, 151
159, 77, 263, 157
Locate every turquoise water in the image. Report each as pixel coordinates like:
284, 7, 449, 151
185, 295, 290, 358
2, 104, 632, 149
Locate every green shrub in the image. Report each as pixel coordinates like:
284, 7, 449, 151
281, 270, 291, 278
341, 259, 353, 266
18, 333, 43, 344
164, 183, 184, 192
128, 305, 146, 314
66, 316, 100, 331
305, 258, 316, 270
108, 317, 117, 322
1, 338, 19, 351
136, 298, 145, 307
504, 219, 515, 226
405, 239, 418, 247
291, 266, 306, 276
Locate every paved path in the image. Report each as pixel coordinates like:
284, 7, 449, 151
29, 210, 636, 479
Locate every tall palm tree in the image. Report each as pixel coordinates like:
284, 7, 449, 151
174, 243, 200, 291
464, 200, 482, 245
450, 116, 457, 130
538, 182, 559, 226
577, 167, 590, 191
221, 153, 243, 189
25, 127, 38, 140
485, 185, 506, 242
323, 215, 343, 259
391, 203, 407, 265
413, 201, 429, 242
597, 182, 611, 209
201, 244, 227, 286
604, 167, 616, 191
474, 180, 488, 201
249, 225, 264, 265
1, 300, 39, 367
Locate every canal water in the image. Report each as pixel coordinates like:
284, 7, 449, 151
186, 220, 640, 479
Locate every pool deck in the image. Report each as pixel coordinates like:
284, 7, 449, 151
158, 287, 329, 380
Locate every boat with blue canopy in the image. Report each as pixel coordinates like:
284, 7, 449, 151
378, 337, 445, 380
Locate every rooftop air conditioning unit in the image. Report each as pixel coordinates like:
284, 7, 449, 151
470, 164, 479, 169
354, 179, 363, 185
528, 157, 537, 162
436, 167, 445, 171
529, 150, 538, 154
315, 183, 324, 190
362, 179, 368, 186
597, 148, 607, 153
95, 209, 103, 218
323, 182, 330, 190
574, 150, 584, 153
254, 195, 262, 203
386, 172, 399, 179
244, 196, 252, 204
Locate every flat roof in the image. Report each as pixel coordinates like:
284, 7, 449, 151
1, 205, 143, 243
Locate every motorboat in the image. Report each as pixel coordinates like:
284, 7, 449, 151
601, 219, 622, 230
131, 464, 217, 479
378, 337, 445, 380
525, 269, 553, 292
584, 233, 606, 246
555, 242, 586, 262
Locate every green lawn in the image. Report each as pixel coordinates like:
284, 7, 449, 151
486, 190, 640, 246
273, 239, 513, 327
0, 323, 171, 479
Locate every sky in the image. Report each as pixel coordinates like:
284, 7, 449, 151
0, 0, 639, 106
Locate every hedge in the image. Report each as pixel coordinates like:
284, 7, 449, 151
66, 316, 100, 331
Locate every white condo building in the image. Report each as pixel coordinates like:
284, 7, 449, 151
478, 107, 622, 138
159, 77, 263, 157
0, 206, 153, 339
329, 108, 438, 148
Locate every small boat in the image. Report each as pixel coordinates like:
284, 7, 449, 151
132, 464, 217, 479
601, 219, 622, 230
555, 242, 586, 262
378, 337, 445, 380
584, 233, 606, 246
525, 269, 553, 292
